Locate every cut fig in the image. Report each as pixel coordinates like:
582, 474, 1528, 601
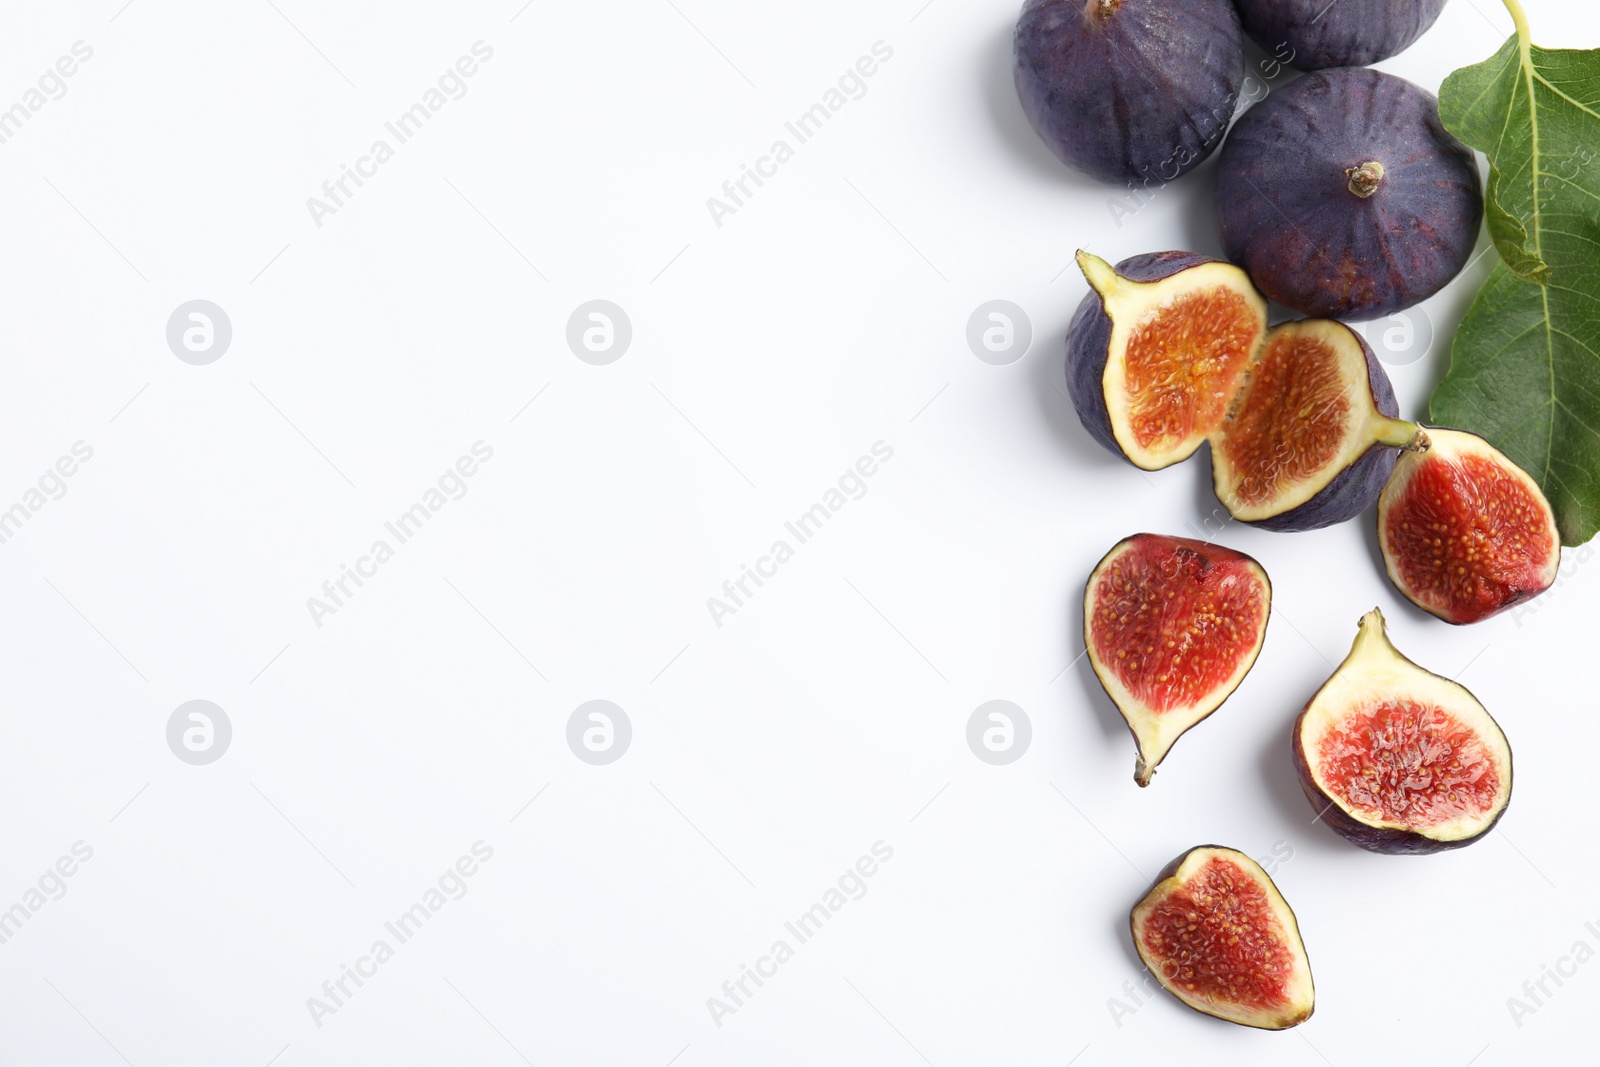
1130, 845, 1314, 1029
1084, 534, 1270, 786
1378, 428, 1560, 624
1293, 608, 1513, 854
1067, 251, 1267, 471
1068, 251, 1425, 529
1210, 318, 1421, 530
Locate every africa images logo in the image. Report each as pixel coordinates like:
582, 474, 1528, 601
705, 441, 893, 628
704, 41, 894, 229
305, 42, 494, 228
305, 442, 494, 627
705, 841, 894, 1028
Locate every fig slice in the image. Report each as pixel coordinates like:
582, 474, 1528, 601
1130, 845, 1315, 1030
1378, 427, 1561, 624
1084, 534, 1270, 787
1068, 252, 1425, 530
1210, 319, 1424, 531
1293, 608, 1513, 854
1068, 251, 1269, 472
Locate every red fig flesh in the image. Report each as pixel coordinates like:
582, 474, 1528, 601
1085, 534, 1270, 786
1210, 318, 1421, 528
1293, 609, 1512, 854
1131, 845, 1315, 1029
1069, 252, 1268, 471
1378, 428, 1560, 624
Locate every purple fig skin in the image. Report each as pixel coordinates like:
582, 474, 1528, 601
1015, 0, 1246, 184
1291, 701, 1512, 855
1234, 332, 1401, 532
1235, 0, 1448, 70
1066, 251, 1218, 460
1214, 68, 1482, 320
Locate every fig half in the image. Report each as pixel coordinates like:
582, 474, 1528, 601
1067, 251, 1267, 471
1210, 318, 1421, 530
1069, 251, 1425, 529
1378, 427, 1561, 624
1131, 845, 1315, 1030
1085, 534, 1270, 786
1293, 608, 1513, 854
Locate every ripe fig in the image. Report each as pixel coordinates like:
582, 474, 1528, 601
1014, 0, 1246, 183
1084, 533, 1270, 786
1209, 318, 1422, 530
1067, 250, 1267, 469
1234, 0, 1447, 70
1378, 428, 1560, 624
1293, 608, 1513, 854
1069, 251, 1425, 529
1214, 68, 1482, 320
1130, 845, 1315, 1029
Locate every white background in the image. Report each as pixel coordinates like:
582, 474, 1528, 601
0, 0, 1595, 1064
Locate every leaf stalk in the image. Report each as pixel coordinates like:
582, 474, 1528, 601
1498, 0, 1531, 55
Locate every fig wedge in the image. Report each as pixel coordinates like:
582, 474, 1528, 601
1085, 534, 1270, 786
1293, 608, 1513, 854
1068, 251, 1268, 472
1131, 845, 1315, 1030
1209, 318, 1421, 530
1378, 427, 1560, 624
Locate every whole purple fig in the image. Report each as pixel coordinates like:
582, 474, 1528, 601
1015, 0, 1246, 184
1214, 68, 1481, 320
1235, 0, 1448, 70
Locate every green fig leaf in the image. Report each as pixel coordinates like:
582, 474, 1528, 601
1433, 21, 1600, 546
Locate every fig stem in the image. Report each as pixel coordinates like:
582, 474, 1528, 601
1345, 161, 1385, 198
1134, 755, 1154, 787
1352, 607, 1392, 659
1371, 415, 1428, 451
1076, 250, 1123, 300
1086, 0, 1121, 20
